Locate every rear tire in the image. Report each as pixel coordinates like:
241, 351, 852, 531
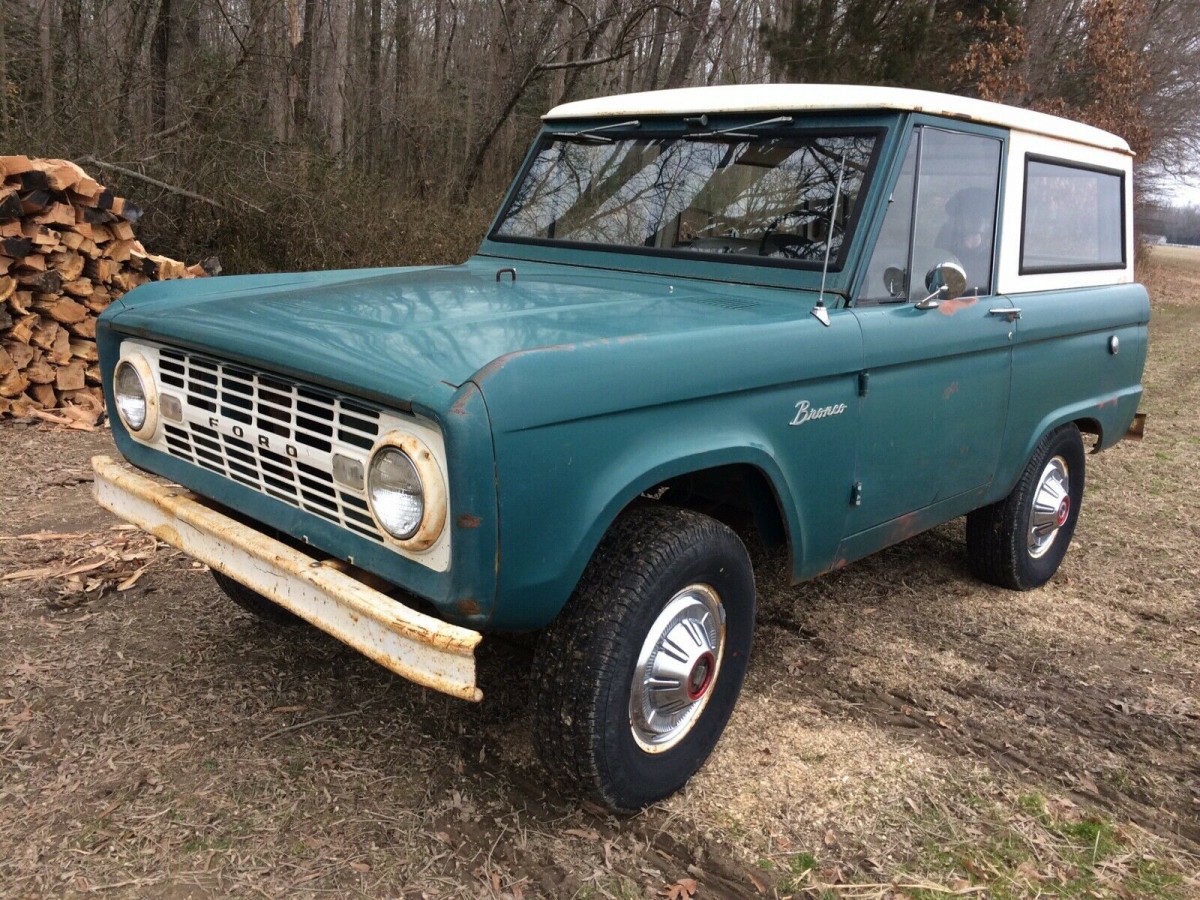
967, 424, 1085, 590
212, 570, 304, 627
531, 505, 755, 813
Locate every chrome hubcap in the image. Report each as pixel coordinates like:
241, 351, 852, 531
630, 585, 726, 753
1028, 455, 1070, 559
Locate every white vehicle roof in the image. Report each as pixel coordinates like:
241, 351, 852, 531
544, 84, 1131, 155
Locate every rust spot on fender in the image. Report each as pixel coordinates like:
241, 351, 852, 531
1097, 396, 1119, 409
456, 598, 481, 617
473, 350, 526, 384
450, 393, 472, 416
456, 513, 482, 530
943, 382, 959, 400
888, 511, 921, 544
936, 296, 979, 316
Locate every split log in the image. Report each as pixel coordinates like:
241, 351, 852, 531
32, 203, 76, 227
19, 189, 51, 214
53, 252, 86, 282
50, 327, 73, 365
0, 188, 22, 220
24, 357, 57, 385
4, 342, 34, 369
55, 359, 87, 391
10, 314, 39, 344
1, 236, 33, 257
16, 269, 62, 294
0, 368, 30, 398
44, 297, 88, 324
29, 159, 84, 192
68, 317, 97, 339
0, 156, 34, 178
30, 383, 58, 407
69, 339, 99, 361
62, 278, 93, 298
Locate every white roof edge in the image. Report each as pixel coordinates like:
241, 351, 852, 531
543, 84, 1132, 155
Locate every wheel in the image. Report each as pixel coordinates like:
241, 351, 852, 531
531, 505, 755, 813
212, 570, 304, 626
966, 423, 1085, 590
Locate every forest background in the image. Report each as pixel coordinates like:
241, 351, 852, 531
2, 0, 1198, 272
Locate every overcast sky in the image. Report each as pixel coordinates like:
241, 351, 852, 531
1165, 176, 1200, 207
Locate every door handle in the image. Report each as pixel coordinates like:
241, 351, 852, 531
988, 307, 1021, 322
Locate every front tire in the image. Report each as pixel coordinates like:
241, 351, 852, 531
212, 571, 304, 627
531, 506, 755, 813
967, 423, 1085, 590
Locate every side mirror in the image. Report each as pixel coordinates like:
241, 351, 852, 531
915, 261, 967, 309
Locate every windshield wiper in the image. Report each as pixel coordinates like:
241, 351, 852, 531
683, 115, 795, 140
548, 119, 641, 143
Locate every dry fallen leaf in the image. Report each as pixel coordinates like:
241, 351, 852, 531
659, 877, 698, 900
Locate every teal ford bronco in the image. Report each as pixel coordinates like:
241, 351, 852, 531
93, 85, 1148, 812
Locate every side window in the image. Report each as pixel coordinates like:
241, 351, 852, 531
1021, 157, 1124, 272
859, 139, 917, 302
859, 127, 1002, 304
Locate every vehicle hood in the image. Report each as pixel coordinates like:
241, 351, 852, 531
106, 256, 812, 411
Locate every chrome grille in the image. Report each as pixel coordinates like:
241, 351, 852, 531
155, 346, 386, 544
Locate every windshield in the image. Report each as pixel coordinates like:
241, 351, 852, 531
493, 130, 879, 267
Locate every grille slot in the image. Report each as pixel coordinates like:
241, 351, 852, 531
156, 347, 387, 546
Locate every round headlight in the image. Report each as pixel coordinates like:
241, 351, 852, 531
114, 360, 149, 432
367, 447, 425, 540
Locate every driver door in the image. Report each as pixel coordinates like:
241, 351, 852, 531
846, 124, 1014, 535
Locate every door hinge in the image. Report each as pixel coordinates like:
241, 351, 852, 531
850, 481, 863, 506
858, 371, 870, 397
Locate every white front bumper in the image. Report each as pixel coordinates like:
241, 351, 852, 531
92, 455, 482, 701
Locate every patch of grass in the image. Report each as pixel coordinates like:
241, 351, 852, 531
895, 792, 1192, 900
1058, 818, 1119, 862
1017, 791, 1046, 819
1130, 859, 1185, 895
779, 851, 819, 892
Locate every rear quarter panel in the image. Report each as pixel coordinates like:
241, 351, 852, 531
994, 283, 1148, 497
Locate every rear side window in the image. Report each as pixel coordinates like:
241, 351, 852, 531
1021, 157, 1124, 273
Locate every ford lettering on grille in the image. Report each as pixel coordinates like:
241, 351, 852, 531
147, 343, 389, 545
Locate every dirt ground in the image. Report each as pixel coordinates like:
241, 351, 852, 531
2, 248, 1198, 899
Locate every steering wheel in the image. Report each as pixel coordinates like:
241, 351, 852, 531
760, 233, 822, 260
758, 209, 820, 259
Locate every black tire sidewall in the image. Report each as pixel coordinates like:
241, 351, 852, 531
1010, 426, 1085, 588
590, 524, 755, 811
212, 570, 304, 626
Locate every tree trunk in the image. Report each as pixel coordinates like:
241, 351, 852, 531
38, 0, 55, 118
327, 0, 350, 155
295, 0, 318, 132
664, 0, 714, 88
0, 1, 8, 129
151, 0, 172, 130
367, 0, 382, 170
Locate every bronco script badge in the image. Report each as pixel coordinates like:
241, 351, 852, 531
790, 399, 848, 426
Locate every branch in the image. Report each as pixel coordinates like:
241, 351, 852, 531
535, 50, 633, 71
79, 155, 227, 211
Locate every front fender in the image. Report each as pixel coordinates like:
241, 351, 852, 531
490, 421, 807, 631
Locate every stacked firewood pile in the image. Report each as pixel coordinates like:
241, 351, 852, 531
0, 156, 217, 425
